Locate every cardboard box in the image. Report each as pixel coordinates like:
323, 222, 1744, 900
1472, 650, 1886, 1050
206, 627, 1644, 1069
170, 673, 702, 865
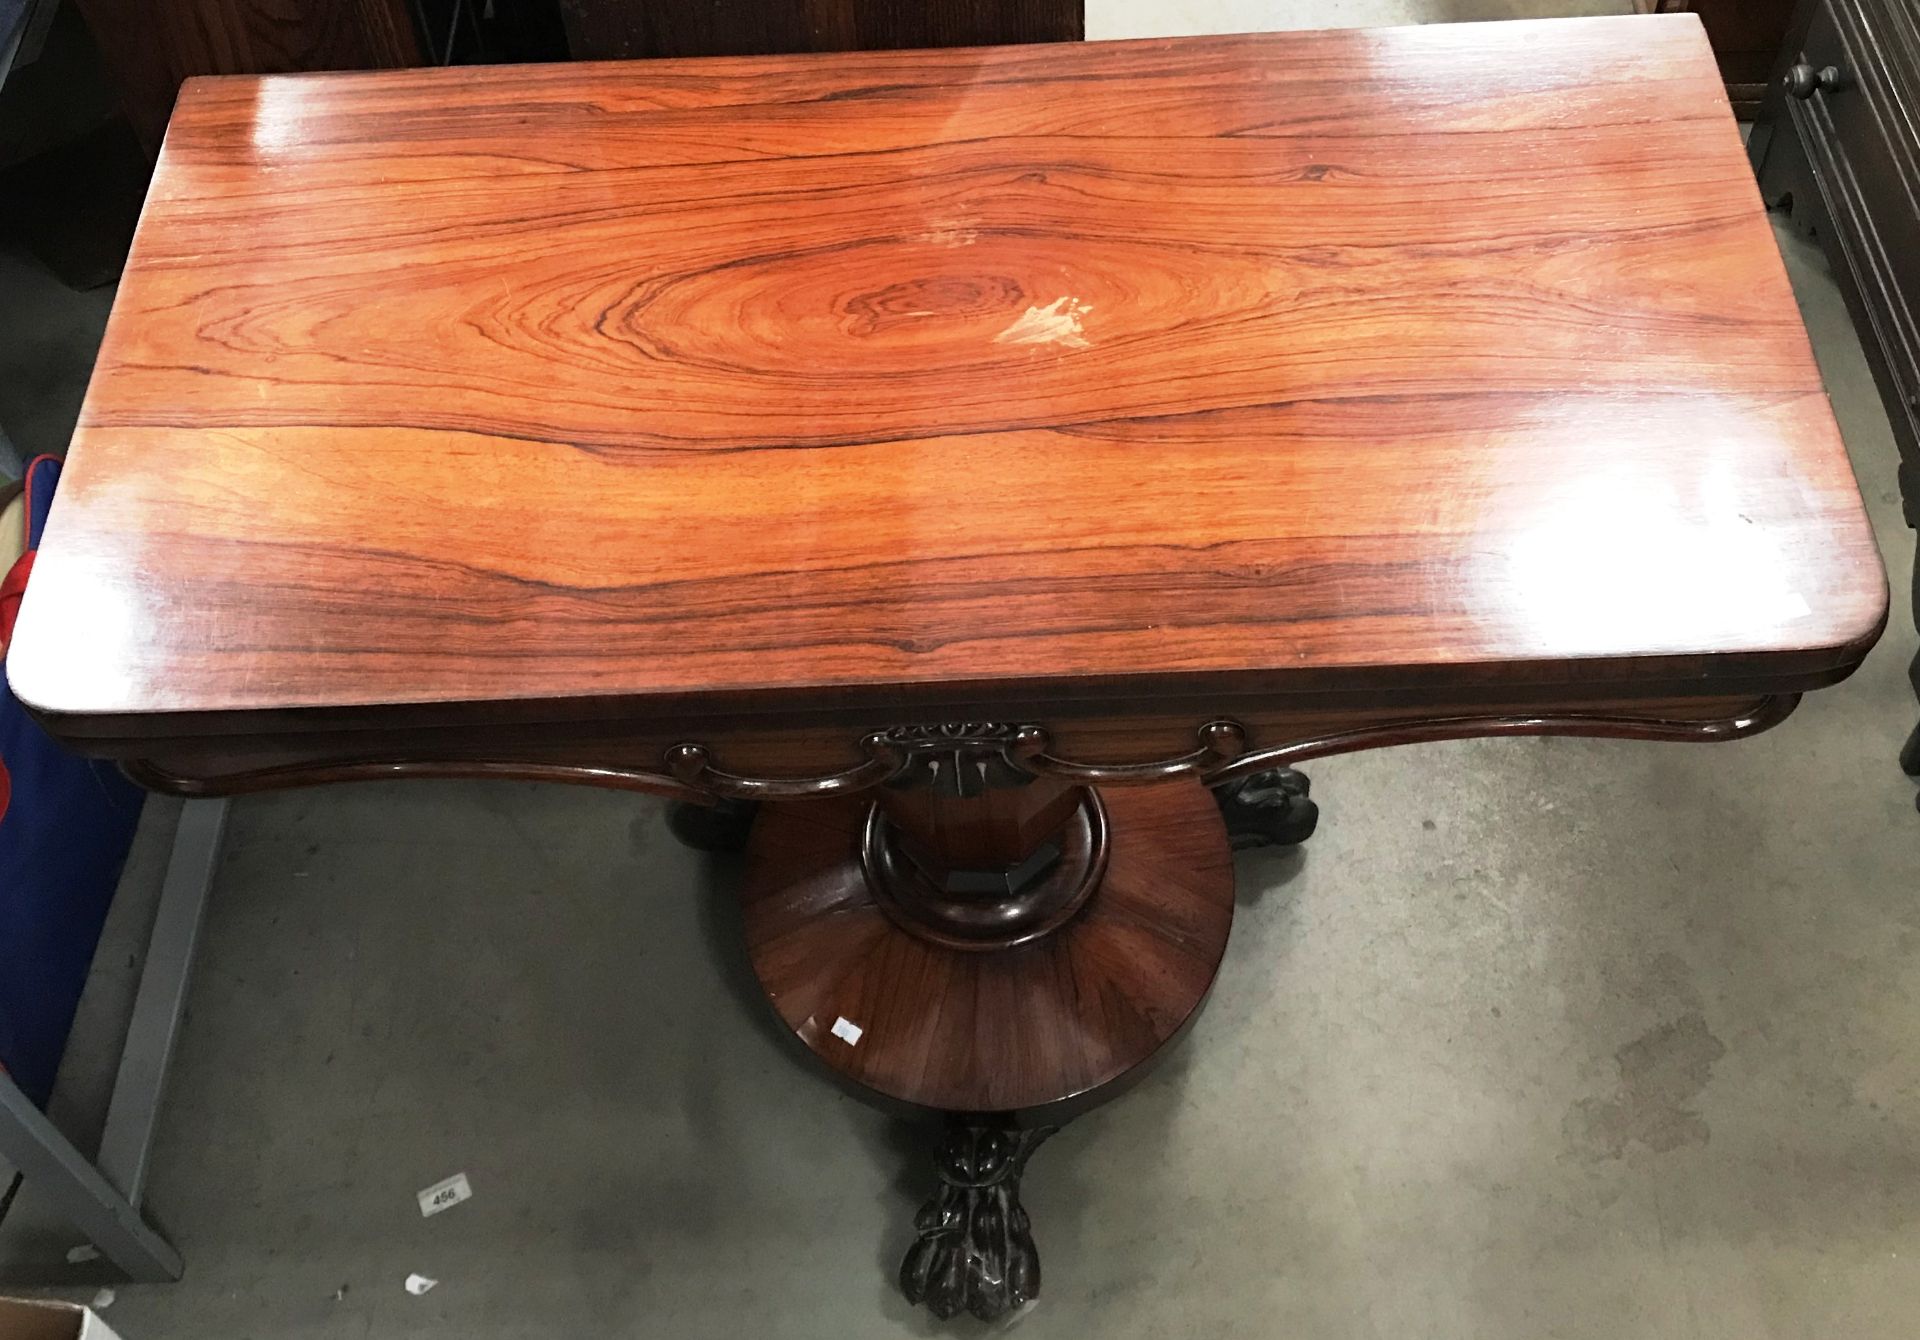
0, 1297, 122, 1340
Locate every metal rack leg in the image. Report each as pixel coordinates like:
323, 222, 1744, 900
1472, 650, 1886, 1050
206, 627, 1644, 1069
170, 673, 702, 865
0, 1074, 182, 1281
0, 797, 227, 1281
96, 798, 228, 1212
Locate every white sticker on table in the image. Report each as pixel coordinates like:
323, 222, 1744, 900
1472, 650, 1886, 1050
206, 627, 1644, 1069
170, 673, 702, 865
830, 1017, 864, 1046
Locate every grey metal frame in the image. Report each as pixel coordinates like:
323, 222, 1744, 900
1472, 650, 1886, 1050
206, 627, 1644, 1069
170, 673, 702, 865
0, 798, 228, 1281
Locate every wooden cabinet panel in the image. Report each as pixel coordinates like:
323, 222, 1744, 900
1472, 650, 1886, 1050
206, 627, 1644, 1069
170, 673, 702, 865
74, 0, 420, 155
1750, 0, 1920, 771
1656, 0, 1797, 113
558, 0, 1081, 60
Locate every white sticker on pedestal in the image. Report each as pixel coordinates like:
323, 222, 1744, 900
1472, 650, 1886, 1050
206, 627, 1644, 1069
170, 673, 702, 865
830, 1017, 864, 1046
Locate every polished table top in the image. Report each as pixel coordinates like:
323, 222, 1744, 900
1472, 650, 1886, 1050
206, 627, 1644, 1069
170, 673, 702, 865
7, 15, 1887, 749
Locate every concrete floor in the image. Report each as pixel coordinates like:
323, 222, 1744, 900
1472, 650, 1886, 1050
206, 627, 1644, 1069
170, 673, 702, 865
7, 3, 1920, 1337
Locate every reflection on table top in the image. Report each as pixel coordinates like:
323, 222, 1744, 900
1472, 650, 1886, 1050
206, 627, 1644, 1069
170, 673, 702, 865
8, 16, 1886, 739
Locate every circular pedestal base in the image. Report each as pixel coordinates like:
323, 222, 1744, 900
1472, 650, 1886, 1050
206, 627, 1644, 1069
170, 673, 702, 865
739, 783, 1235, 1114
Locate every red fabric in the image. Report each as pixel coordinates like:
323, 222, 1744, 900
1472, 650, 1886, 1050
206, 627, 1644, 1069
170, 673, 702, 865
0, 548, 10, 808
0, 492, 20, 821
2, 459, 48, 825
0, 549, 33, 650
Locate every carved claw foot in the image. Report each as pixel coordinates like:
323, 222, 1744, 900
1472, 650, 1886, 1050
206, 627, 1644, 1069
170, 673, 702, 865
900, 1123, 1055, 1321
1213, 767, 1319, 849
665, 797, 759, 853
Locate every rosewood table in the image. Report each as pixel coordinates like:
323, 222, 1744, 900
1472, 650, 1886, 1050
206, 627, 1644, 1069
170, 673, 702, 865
6, 14, 1889, 1321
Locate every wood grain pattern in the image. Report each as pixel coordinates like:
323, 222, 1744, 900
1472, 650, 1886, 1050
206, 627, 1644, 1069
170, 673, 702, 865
740, 782, 1232, 1113
8, 18, 1887, 754
558, 0, 1080, 61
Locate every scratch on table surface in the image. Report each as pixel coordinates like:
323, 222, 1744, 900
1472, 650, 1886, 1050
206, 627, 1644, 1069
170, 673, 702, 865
995, 296, 1091, 349
920, 223, 979, 247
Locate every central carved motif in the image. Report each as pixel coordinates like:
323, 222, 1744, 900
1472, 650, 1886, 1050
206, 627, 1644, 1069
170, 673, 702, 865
664, 719, 1246, 800
876, 722, 1047, 796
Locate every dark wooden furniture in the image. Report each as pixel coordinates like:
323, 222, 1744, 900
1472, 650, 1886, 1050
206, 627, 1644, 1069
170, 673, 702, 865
6, 16, 1887, 1319
1748, 0, 1920, 785
1654, 0, 1798, 117
71, 0, 419, 156
558, 0, 1079, 60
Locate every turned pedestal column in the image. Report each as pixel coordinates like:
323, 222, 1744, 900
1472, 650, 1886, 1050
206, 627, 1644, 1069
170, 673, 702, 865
733, 750, 1240, 1319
